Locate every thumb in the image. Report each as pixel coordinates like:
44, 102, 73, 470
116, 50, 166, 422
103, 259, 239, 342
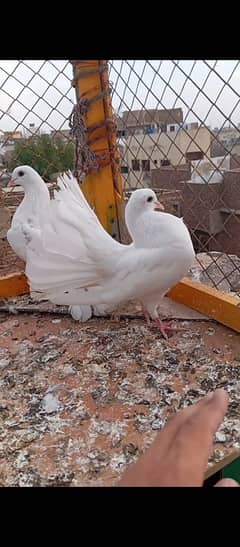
214, 478, 239, 487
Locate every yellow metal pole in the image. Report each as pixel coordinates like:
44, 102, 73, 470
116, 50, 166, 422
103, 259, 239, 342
71, 60, 123, 239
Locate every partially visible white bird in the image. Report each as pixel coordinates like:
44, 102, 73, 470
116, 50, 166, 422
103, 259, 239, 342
21, 170, 195, 338
7, 166, 50, 261
6, 166, 94, 322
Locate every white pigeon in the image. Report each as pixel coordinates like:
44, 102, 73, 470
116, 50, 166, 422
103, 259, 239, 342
6, 166, 94, 322
125, 189, 193, 334
7, 166, 50, 261
21, 170, 195, 338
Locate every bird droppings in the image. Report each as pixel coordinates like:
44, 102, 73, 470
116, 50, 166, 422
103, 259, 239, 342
41, 393, 60, 414
0, 357, 11, 369
209, 449, 225, 463
215, 432, 227, 443
39, 350, 61, 364
207, 327, 215, 336
0, 304, 240, 486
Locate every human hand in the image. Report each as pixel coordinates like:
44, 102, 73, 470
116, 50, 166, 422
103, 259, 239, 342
118, 388, 239, 487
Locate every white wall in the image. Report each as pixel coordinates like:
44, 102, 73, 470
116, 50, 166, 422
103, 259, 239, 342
121, 126, 211, 188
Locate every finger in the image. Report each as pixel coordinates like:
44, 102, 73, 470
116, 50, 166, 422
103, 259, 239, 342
166, 391, 217, 431
214, 478, 239, 487
168, 389, 229, 485
117, 389, 228, 487
156, 389, 227, 453
178, 389, 228, 441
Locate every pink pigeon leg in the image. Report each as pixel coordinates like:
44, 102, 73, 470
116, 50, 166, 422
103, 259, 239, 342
155, 317, 186, 339
143, 309, 152, 326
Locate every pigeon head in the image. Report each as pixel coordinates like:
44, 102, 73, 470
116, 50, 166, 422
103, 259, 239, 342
125, 189, 165, 243
126, 188, 164, 214
8, 165, 45, 190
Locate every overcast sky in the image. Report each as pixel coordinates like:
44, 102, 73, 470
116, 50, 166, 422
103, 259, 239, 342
0, 60, 240, 135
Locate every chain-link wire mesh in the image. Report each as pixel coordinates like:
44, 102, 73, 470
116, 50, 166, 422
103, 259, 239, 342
109, 60, 240, 294
0, 60, 75, 179
1, 59, 240, 295
0, 60, 76, 275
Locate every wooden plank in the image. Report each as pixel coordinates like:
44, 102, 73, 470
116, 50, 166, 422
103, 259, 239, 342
0, 272, 29, 298
168, 277, 240, 333
205, 450, 240, 480
1, 273, 240, 336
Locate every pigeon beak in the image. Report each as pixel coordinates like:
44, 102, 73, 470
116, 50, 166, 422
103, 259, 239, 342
154, 200, 165, 211
8, 177, 17, 187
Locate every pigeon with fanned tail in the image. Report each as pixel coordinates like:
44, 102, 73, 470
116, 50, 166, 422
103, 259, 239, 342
20, 169, 195, 338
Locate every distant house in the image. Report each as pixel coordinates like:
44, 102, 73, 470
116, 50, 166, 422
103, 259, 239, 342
121, 125, 211, 189
117, 108, 184, 138
1, 130, 22, 141
151, 164, 240, 259
24, 123, 41, 138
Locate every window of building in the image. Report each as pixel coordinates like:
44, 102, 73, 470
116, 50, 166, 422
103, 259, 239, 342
185, 151, 204, 162
160, 159, 171, 166
142, 159, 150, 171
144, 126, 152, 135
134, 128, 143, 136
153, 160, 158, 166
121, 165, 129, 173
170, 125, 175, 132
131, 159, 140, 171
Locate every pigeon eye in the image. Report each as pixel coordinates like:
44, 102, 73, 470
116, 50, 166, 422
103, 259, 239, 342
147, 196, 153, 202
18, 170, 24, 177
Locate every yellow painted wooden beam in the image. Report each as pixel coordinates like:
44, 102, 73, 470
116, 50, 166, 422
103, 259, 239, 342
168, 277, 240, 333
72, 60, 123, 238
0, 272, 29, 298
1, 272, 240, 335
204, 450, 240, 480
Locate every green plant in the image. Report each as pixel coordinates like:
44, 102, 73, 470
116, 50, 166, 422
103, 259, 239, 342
9, 134, 75, 180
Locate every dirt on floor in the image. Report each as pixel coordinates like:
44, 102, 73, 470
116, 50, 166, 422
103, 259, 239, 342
0, 297, 240, 487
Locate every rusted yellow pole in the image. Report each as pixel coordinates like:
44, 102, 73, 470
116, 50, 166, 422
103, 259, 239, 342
71, 60, 123, 239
